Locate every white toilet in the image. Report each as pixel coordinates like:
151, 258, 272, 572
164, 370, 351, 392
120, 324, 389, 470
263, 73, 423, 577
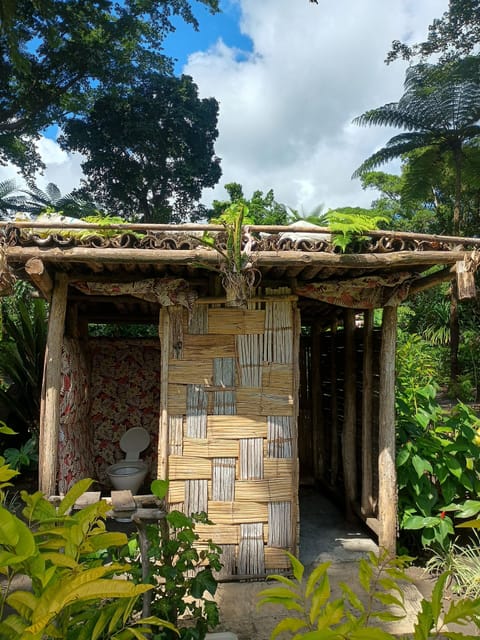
106, 427, 150, 495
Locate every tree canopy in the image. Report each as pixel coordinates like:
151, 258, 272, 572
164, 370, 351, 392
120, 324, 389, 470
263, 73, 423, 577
62, 73, 221, 223
0, 0, 218, 177
209, 182, 290, 226
386, 0, 480, 63
353, 58, 480, 235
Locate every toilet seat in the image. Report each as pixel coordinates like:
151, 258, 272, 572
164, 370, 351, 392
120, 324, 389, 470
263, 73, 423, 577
120, 427, 150, 460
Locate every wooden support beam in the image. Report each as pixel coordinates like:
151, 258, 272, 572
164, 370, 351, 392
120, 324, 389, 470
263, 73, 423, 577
25, 258, 53, 301
342, 309, 357, 520
157, 308, 170, 481
408, 266, 454, 296
378, 305, 398, 555
361, 310, 374, 516
5, 245, 470, 269
39, 273, 68, 496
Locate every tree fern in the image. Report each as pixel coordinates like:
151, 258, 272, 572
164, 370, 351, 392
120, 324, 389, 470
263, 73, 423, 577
326, 209, 391, 252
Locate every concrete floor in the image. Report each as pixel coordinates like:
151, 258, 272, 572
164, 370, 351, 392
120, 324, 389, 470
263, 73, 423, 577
212, 487, 426, 639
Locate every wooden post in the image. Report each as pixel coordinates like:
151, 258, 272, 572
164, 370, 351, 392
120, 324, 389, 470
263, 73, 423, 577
158, 308, 171, 481
39, 273, 68, 496
456, 260, 477, 300
311, 321, 324, 480
343, 309, 356, 520
292, 305, 301, 556
361, 309, 374, 516
378, 305, 398, 554
25, 258, 53, 301
330, 321, 338, 486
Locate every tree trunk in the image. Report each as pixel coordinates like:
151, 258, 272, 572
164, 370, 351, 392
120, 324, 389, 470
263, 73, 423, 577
450, 283, 460, 384
453, 146, 462, 236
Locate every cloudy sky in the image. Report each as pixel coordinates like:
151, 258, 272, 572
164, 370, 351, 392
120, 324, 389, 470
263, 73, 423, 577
2, 0, 449, 214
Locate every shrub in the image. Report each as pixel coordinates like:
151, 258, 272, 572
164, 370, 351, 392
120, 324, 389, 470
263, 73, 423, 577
0, 474, 176, 639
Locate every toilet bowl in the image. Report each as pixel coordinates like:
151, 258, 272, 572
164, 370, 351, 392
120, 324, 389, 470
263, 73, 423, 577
106, 427, 150, 495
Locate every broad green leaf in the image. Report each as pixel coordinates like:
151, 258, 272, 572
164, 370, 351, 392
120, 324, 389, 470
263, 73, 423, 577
396, 447, 410, 466
374, 592, 405, 609
316, 598, 345, 630
0, 508, 36, 561
287, 551, 305, 582
431, 572, 449, 622
21, 491, 56, 522
6, 590, 37, 618
412, 454, 433, 477
309, 575, 331, 624
265, 573, 297, 589
40, 552, 78, 569
150, 479, 169, 499
0, 506, 21, 545
91, 608, 112, 640
443, 596, 480, 625
403, 515, 439, 530
270, 617, 307, 640
259, 586, 301, 600
358, 558, 373, 592
453, 500, 480, 518
0, 614, 28, 637
166, 510, 191, 529
340, 582, 364, 612
305, 561, 331, 598
87, 532, 128, 552
57, 478, 94, 515
0, 424, 16, 435
190, 568, 217, 598
371, 610, 406, 621
413, 600, 433, 640
444, 456, 462, 479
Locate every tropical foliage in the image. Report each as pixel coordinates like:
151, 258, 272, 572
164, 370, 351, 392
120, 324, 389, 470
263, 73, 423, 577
0, 475, 176, 639
396, 333, 480, 553
0, 0, 219, 178
353, 57, 480, 236
257, 550, 480, 639
0, 283, 48, 444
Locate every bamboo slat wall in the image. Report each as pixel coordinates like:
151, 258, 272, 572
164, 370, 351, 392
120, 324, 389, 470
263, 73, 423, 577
301, 319, 381, 515
160, 291, 298, 576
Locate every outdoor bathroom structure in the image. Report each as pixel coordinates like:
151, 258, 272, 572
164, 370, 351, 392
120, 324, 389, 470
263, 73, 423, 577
1, 220, 478, 577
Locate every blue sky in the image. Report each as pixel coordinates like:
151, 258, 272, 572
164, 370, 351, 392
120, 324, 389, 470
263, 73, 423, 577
164, 1, 253, 73
1, 0, 450, 214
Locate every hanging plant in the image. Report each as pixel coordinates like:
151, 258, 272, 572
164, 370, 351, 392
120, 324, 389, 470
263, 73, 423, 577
197, 203, 260, 307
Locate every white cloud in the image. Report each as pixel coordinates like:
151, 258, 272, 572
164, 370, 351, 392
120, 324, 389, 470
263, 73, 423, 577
0, 0, 449, 216
185, 0, 449, 213
0, 135, 85, 196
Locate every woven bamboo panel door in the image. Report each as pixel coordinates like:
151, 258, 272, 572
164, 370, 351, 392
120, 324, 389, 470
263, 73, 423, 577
160, 291, 299, 577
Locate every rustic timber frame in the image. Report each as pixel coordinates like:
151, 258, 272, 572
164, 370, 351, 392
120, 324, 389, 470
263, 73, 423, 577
2, 221, 479, 570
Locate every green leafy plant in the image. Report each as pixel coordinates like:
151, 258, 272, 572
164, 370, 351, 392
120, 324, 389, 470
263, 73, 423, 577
257, 550, 480, 639
198, 202, 260, 306
0, 475, 177, 639
0, 282, 48, 441
3, 435, 38, 471
128, 481, 223, 639
325, 209, 391, 252
426, 532, 480, 600
396, 371, 480, 552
